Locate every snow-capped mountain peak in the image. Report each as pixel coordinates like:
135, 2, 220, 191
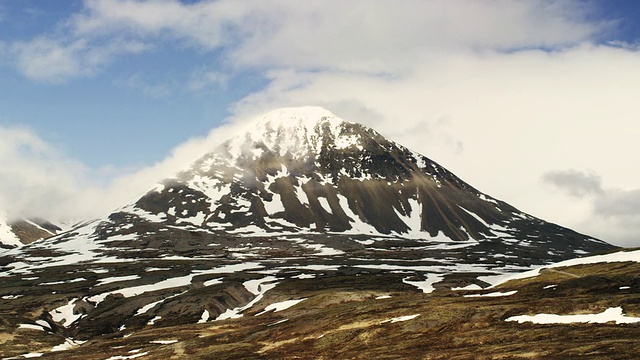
223, 106, 362, 160
5, 107, 612, 258
85, 106, 607, 257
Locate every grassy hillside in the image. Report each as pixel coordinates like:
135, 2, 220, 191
2, 255, 639, 359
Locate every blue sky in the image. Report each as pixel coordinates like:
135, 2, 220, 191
1, 0, 640, 246
0, 0, 268, 167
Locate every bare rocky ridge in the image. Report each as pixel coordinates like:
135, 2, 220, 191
0, 217, 60, 249
0, 107, 623, 358
9, 219, 60, 245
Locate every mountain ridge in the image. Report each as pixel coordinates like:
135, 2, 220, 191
0, 214, 60, 249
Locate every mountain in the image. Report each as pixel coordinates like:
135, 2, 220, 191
101, 107, 608, 248
0, 213, 60, 249
0, 107, 621, 358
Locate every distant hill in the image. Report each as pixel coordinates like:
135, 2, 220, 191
0, 214, 60, 249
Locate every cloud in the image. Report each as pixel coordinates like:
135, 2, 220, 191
540, 170, 640, 247
11, 38, 86, 82
228, 0, 610, 72
188, 69, 229, 92
595, 189, 640, 218
0, 125, 86, 220
542, 169, 603, 198
71, 0, 611, 66
579, 188, 640, 248
10, 37, 148, 82
69, 0, 248, 49
5, 0, 612, 82
0, 118, 249, 223
538, 169, 640, 247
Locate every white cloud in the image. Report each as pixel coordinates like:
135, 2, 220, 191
228, 0, 610, 72
10, 37, 148, 82
11, 38, 86, 82
69, 0, 248, 49
7, 0, 611, 82
71, 0, 610, 61
0, 125, 86, 220
0, 120, 248, 223
188, 69, 229, 92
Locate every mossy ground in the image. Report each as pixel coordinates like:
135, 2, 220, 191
2, 261, 639, 359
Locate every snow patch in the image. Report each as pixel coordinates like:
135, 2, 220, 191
50, 299, 84, 327
402, 274, 444, 294
198, 309, 210, 323
150, 339, 178, 344
105, 352, 149, 360
96, 275, 140, 286
203, 277, 223, 287
51, 338, 85, 352
301, 243, 344, 256
451, 284, 483, 291
147, 316, 161, 325
292, 273, 316, 279
267, 318, 289, 326
506, 307, 640, 324
317, 197, 333, 214
256, 298, 306, 316
464, 290, 517, 298
216, 276, 279, 321
381, 314, 420, 323
20, 353, 44, 358
2, 295, 23, 299
90, 262, 262, 305
18, 323, 46, 331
